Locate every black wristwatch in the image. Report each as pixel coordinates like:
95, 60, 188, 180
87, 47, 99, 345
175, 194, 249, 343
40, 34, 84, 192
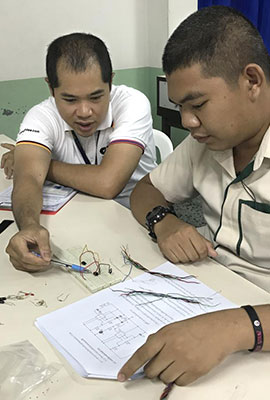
145, 205, 176, 240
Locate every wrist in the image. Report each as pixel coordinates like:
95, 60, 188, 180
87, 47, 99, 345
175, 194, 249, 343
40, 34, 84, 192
145, 205, 177, 240
224, 308, 255, 353
153, 212, 179, 237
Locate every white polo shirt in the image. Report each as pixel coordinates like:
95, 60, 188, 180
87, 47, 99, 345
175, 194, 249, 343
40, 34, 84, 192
150, 129, 270, 292
16, 85, 157, 208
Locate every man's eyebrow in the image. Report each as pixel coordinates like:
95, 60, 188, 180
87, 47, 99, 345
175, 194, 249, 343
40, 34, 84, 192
173, 92, 205, 105
60, 89, 105, 97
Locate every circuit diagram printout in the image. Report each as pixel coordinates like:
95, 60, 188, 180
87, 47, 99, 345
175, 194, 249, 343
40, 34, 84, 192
36, 262, 237, 379
83, 303, 145, 358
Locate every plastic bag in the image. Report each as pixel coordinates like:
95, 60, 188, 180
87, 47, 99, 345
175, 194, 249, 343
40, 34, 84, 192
0, 340, 61, 400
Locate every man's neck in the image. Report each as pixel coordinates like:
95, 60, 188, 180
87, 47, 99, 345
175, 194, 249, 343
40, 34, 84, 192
233, 121, 270, 174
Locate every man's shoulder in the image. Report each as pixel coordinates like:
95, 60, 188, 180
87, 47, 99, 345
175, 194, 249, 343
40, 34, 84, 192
28, 96, 58, 115
110, 84, 150, 105
175, 135, 212, 159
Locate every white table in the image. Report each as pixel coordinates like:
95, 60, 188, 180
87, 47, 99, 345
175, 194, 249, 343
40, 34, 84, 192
0, 134, 270, 400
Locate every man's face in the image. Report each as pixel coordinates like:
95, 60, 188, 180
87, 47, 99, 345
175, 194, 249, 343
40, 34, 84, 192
52, 60, 111, 137
167, 64, 258, 151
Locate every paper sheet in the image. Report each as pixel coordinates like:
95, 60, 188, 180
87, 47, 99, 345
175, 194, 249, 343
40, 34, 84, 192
0, 181, 76, 212
35, 262, 237, 379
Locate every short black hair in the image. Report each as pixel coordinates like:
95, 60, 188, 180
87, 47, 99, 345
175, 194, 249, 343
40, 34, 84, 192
46, 32, 113, 89
162, 5, 270, 84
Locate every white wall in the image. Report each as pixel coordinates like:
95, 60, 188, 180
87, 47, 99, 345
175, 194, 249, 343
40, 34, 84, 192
0, 0, 196, 81
168, 0, 197, 35
147, 0, 168, 67
0, 0, 167, 81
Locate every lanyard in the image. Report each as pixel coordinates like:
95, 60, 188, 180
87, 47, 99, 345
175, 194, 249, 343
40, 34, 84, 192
71, 130, 100, 165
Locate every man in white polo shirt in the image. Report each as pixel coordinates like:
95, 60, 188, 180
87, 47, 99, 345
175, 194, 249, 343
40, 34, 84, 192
4, 32, 156, 272
118, 5, 270, 388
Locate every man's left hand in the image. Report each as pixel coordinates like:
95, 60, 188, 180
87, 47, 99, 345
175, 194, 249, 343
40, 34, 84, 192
1, 143, 15, 179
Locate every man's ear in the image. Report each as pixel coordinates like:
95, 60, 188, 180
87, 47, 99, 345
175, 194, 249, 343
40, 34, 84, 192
45, 77, 54, 96
242, 64, 264, 101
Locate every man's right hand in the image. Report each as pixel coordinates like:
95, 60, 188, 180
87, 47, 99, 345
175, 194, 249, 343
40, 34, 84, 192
1, 143, 15, 179
6, 223, 52, 272
154, 214, 218, 263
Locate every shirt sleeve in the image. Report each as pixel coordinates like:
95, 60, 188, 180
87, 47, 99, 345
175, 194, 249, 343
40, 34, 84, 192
108, 87, 153, 151
150, 135, 198, 203
16, 101, 57, 153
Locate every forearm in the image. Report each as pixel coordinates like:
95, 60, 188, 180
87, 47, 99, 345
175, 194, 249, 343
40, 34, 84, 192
130, 174, 169, 227
47, 161, 120, 199
12, 178, 43, 229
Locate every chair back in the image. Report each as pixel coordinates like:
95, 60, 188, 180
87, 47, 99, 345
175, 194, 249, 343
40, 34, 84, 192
153, 129, 173, 162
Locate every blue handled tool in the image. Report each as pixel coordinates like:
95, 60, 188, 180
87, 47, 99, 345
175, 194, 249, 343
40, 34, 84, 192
31, 251, 91, 273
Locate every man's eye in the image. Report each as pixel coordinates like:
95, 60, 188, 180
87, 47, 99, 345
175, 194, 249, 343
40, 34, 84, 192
63, 98, 76, 103
90, 96, 102, 102
193, 101, 207, 109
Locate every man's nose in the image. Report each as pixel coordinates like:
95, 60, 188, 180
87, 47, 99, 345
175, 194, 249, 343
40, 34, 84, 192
76, 102, 92, 118
181, 110, 200, 130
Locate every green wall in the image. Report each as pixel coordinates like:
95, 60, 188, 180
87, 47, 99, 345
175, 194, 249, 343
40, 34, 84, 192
0, 67, 187, 147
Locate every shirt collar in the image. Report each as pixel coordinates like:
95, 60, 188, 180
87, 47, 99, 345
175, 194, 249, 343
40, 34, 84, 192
253, 125, 270, 170
96, 102, 113, 131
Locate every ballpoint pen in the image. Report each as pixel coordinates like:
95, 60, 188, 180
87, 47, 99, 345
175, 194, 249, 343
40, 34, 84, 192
31, 251, 91, 273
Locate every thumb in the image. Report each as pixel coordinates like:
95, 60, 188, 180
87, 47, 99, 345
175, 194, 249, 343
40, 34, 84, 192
1, 143, 15, 150
205, 240, 218, 258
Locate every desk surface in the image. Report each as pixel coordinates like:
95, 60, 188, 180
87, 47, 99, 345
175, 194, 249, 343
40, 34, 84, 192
0, 134, 270, 399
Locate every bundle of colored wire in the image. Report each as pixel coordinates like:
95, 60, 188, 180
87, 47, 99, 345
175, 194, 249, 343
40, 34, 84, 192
160, 382, 174, 399
112, 289, 207, 305
121, 247, 197, 284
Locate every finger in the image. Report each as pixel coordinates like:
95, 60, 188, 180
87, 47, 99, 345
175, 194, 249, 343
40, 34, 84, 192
159, 362, 184, 384
166, 246, 189, 263
178, 239, 201, 262
187, 233, 211, 260
4, 164, 13, 179
144, 354, 173, 380
205, 240, 218, 257
36, 231, 51, 261
174, 371, 200, 386
1, 143, 15, 150
9, 256, 47, 272
1, 154, 7, 168
118, 338, 163, 382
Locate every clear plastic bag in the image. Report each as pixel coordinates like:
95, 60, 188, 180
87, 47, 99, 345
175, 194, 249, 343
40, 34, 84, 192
0, 340, 61, 400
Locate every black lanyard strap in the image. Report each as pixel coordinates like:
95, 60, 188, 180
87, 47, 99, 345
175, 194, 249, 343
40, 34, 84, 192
71, 131, 91, 164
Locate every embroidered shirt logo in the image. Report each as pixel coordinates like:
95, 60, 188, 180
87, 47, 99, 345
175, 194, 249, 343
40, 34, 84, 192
19, 128, 40, 135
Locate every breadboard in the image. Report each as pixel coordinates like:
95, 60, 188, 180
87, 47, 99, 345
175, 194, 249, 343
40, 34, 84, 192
51, 244, 124, 293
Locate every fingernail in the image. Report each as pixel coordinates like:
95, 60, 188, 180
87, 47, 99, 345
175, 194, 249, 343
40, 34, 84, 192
117, 373, 126, 382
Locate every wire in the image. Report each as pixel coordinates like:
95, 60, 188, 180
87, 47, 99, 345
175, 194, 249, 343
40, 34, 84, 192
160, 383, 174, 399
121, 246, 197, 283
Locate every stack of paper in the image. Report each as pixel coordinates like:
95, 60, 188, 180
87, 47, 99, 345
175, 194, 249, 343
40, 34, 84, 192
0, 181, 76, 214
35, 262, 237, 379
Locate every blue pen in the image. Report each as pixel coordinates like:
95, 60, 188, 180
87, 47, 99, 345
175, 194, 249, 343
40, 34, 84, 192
31, 251, 91, 273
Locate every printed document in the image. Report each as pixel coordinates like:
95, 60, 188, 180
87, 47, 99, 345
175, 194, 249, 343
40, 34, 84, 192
35, 262, 237, 379
0, 180, 76, 213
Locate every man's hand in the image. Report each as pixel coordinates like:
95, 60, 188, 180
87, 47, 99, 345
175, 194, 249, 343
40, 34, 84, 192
1, 143, 15, 179
155, 214, 217, 263
6, 223, 52, 272
118, 309, 247, 386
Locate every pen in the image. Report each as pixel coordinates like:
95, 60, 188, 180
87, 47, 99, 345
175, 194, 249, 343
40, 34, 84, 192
31, 251, 91, 273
